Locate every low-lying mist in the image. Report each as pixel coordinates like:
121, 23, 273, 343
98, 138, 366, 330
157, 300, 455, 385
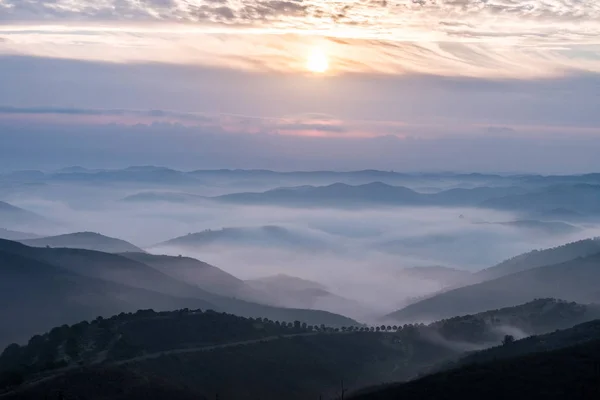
5, 183, 600, 321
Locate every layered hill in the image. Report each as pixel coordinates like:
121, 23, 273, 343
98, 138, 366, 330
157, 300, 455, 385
3, 300, 598, 400
0, 239, 357, 346
476, 237, 600, 281
213, 183, 527, 207
387, 253, 600, 322
0, 201, 47, 228
21, 232, 145, 254
0, 228, 40, 241
154, 226, 332, 252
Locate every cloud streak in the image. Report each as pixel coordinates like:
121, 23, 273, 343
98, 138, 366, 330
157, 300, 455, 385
0, 0, 599, 77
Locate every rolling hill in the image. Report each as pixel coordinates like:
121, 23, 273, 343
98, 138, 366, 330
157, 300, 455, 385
386, 253, 600, 323
0, 228, 40, 241
153, 226, 332, 252
0, 201, 47, 228
0, 239, 357, 346
4, 300, 598, 400
482, 183, 600, 215
212, 182, 528, 207
476, 237, 600, 281
21, 232, 145, 254
120, 191, 205, 204
121, 252, 247, 298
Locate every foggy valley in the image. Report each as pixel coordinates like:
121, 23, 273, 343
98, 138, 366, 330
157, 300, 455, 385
3, 167, 600, 399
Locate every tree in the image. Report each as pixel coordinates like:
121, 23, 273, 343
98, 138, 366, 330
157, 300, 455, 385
502, 334, 515, 345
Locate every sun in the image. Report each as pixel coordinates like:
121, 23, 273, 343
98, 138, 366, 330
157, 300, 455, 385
306, 49, 329, 73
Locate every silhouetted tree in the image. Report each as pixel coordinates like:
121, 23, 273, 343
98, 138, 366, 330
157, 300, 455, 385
503, 334, 515, 345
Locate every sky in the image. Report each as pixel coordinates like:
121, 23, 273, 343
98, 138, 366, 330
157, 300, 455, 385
1, 0, 600, 172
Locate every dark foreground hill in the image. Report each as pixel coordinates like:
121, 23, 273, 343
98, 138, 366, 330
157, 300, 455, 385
21, 232, 145, 254
350, 339, 600, 400
4, 300, 599, 400
0, 309, 460, 400
351, 319, 600, 400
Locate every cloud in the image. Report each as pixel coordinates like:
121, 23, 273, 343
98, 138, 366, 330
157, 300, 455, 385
486, 126, 517, 134
0, 0, 598, 77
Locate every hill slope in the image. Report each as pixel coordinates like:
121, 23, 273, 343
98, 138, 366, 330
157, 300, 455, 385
476, 237, 600, 281
0, 239, 356, 346
154, 226, 331, 251
121, 253, 247, 298
0, 201, 47, 228
351, 319, 600, 400
0, 249, 215, 346
0, 228, 40, 241
21, 232, 145, 254
213, 183, 526, 207
387, 253, 600, 322
350, 337, 600, 400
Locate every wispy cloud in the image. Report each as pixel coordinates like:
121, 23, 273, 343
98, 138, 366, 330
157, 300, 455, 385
0, 0, 599, 77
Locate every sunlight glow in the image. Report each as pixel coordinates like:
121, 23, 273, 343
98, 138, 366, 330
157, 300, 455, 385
306, 49, 329, 73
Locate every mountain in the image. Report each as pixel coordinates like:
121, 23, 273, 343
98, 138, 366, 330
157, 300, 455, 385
476, 237, 600, 281
50, 166, 198, 185
121, 191, 205, 204
0, 201, 47, 228
482, 183, 600, 215
21, 232, 145, 254
245, 274, 372, 318
154, 226, 331, 251
481, 219, 581, 236
386, 253, 600, 323
212, 183, 527, 207
121, 253, 247, 298
0, 239, 356, 346
425, 299, 600, 345
0, 228, 40, 241
0, 248, 216, 346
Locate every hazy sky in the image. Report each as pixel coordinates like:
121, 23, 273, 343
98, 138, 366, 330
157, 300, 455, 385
1, 0, 599, 172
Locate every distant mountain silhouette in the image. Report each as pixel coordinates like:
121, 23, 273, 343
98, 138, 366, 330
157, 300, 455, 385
154, 226, 332, 251
482, 184, 600, 215
21, 232, 145, 254
121, 191, 205, 204
213, 183, 527, 207
387, 252, 600, 323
